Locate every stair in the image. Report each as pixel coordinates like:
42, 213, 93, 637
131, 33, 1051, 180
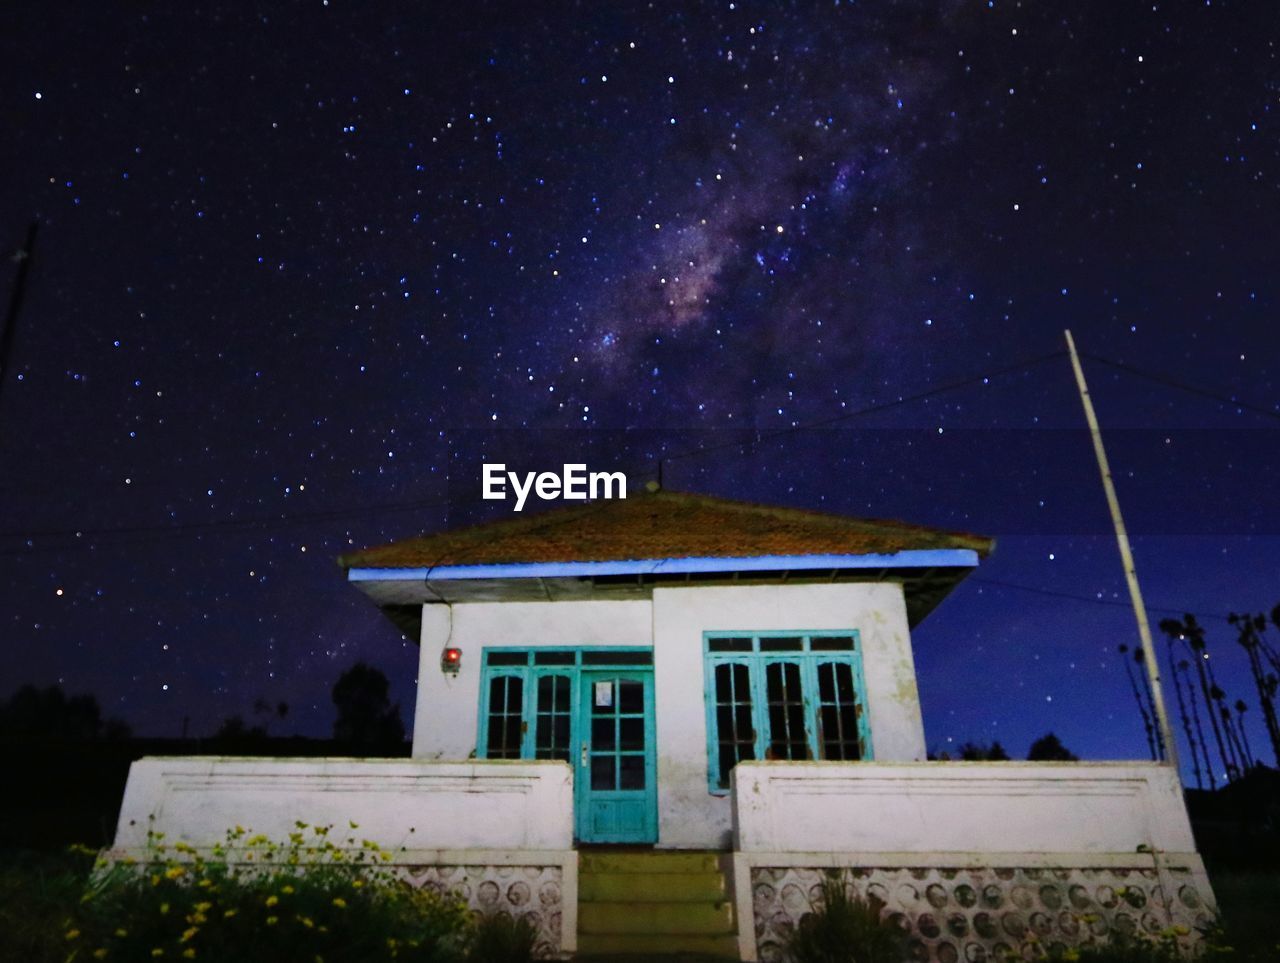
576, 849, 739, 958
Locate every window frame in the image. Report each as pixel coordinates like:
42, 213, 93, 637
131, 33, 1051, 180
702, 630, 873, 794
476, 646, 652, 761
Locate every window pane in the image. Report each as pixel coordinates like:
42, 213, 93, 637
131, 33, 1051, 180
816, 662, 862, 761
712, 661, 755, 788
619, 755, 645, 789
708, 637, 753, 652
486, 676, 524, 759
534, 674, 571, 762
760, 636, 803, 652
582, 651, 652, 665
533, 651, 575, 665
487, 652, 528, 666
765, 662, 808, 759
811, 635, 856, 652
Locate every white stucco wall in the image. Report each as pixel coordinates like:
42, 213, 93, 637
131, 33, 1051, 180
651, 583, 924, 849
412, 599, 653, 759
410, 581, 924, 850
113, 756, 575, 852
731, 760, 1197, 855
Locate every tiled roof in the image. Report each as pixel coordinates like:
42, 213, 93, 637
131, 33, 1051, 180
339, 490, 992, 570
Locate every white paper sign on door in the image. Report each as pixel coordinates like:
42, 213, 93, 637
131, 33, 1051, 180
595, 681, 613, 707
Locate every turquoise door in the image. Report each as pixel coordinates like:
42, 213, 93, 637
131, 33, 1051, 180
576, 670, 657, 843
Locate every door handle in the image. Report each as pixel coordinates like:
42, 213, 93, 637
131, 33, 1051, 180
580, 741, 588, 768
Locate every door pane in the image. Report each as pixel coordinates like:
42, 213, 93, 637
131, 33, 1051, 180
619, 680, 644, 714
590, 755, 616, 790
619, 716, 644, 750
592, 716, 616, 750
765, 661, 809, 760
619, 754, 645, 789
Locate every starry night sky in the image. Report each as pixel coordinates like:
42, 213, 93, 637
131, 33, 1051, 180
2, 1, 1277, 778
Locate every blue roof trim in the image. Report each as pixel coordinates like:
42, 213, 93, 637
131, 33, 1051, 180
346, 549, 980, 583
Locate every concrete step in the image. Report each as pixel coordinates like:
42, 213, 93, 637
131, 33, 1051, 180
579, 849, 722, 875
579, 899, 735, 936
579, 870, 727, 903
574, 933, 741, 957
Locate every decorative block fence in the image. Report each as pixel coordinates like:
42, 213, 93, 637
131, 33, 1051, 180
729, 761, 1216, 962
109, 757, 578, 957
111, 757, 1215, 962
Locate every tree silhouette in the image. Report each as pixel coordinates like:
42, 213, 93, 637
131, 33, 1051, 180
0, 684, 131, 741
1160, 616, 1234, 783
958, 740, 1009, 761
1117, 643, 1159, 761
1229, 612, 1280, 767
1027, 732, 1078, 761
332, 663, 405, 752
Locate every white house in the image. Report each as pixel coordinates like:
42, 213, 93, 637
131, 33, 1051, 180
343, 488, 986, 850
111, 489, 1215, 960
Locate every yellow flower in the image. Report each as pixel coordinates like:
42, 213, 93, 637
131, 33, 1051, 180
266, 916, 278, 926
300, 916, 315, 929
180, 926, 199, 942
281, 885, 295, 895
151, 874, 162, 886
197, 878, 213, 889
352, 879, 364, 889
151, 950, 165, 958
94, 950, 108, 960
332, 897, 347, 909
223, 909, 238, 919
114, 928, 128, 938
183, 950, 196, 960
159, 903, 170, 915
194, 902, 212, 914
66, 929, 81, 941
165, 866, 185, 880
265, 895, 279, 907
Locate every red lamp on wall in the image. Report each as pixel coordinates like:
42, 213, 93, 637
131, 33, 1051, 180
441, 647, 462, 675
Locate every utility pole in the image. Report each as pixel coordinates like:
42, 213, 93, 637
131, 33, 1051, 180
1064, 329, 1180, 772
0, 220, 39, 418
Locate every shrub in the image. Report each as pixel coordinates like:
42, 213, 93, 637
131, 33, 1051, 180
0, 846, 100, 963
467, 912, 539, 963
786, 873, 906, 963
62, 824, 477, 962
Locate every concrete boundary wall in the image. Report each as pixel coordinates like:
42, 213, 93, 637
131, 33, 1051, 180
730, 761, 1213, 962
110, 757, 578, 956
732, 761, 1197, 854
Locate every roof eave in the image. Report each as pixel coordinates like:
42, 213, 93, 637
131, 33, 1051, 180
346, 548, 980, 584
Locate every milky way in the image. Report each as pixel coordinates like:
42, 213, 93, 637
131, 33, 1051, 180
1, 1, 1277, 777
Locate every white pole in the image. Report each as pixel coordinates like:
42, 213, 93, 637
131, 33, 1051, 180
1064, 330, 1180, 772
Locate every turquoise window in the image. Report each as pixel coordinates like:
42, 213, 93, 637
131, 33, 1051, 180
703, 631, 872, 792
477, 647, 652, 762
